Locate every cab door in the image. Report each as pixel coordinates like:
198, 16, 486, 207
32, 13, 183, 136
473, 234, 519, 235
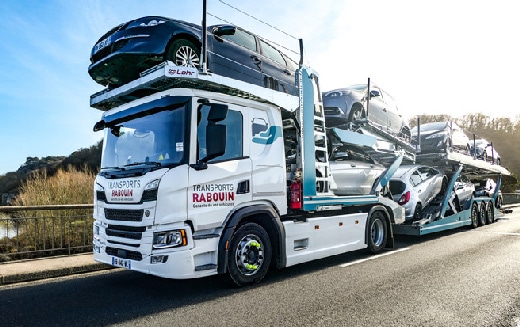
188, 102, 252, 231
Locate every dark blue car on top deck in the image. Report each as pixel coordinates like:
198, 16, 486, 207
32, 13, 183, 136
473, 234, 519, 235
88, 16, 298, 95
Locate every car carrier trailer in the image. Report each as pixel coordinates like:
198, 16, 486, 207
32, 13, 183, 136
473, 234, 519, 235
392, 144, 511, 236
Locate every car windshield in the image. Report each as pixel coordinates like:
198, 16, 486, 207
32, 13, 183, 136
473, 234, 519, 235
412, 122, 448, 133
100, 107, 187, 169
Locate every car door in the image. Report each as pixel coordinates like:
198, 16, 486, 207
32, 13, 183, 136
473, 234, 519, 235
381, 90, 403, 134
366, 86, 388, 129
257, 38, 298, 95
210, 27, 264, 87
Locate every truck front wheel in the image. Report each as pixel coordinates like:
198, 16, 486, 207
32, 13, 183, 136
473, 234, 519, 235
227, 223, 272, 286
367, 211, 388, 254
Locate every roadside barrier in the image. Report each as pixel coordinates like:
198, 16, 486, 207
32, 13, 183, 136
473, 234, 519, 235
0, 205, 93, 262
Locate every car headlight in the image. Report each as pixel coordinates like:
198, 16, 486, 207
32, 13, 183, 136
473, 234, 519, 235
153, 230, 188, 249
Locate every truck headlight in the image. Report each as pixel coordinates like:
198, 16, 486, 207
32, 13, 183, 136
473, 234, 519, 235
145, 179, 160, 191
153, 230, 187, 249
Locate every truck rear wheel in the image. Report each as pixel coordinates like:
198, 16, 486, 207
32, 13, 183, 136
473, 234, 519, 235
478, 202, 487, 226
486, 201, 495, 224
367, 211, 388, 254
227, 222, 272, 286
470, 202, 479, 229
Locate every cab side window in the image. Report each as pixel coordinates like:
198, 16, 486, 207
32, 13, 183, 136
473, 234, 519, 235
197, 106, 243, 162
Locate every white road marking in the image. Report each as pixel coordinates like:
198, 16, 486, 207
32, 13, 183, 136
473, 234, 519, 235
476, 231, 520, 236
340, 247, 410, 268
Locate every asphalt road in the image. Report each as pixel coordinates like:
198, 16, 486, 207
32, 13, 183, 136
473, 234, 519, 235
2, 212, 520, 327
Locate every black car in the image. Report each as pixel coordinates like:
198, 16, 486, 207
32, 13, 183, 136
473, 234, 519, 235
323, 84, 410, 139
412, 121, 471, 154
88, 16, 298, 95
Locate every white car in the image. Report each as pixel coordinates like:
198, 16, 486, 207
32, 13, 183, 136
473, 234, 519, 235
389, 165, 447, 221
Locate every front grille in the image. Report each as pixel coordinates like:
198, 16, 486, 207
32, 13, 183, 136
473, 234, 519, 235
106, 225, 145, 240
106, 246, 143, 261
104, 208, 143, 221
324, 107, 341, 115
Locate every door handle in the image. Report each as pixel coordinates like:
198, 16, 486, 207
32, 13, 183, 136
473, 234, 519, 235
283, 69, 292, 75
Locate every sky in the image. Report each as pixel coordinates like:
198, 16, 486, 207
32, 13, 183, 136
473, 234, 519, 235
1, 0, 519, 175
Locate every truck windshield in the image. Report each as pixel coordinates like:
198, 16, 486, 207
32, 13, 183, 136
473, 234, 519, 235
100, 107, 186, 169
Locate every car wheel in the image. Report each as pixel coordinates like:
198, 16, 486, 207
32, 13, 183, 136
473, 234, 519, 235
413, 203, 422, 221
483, 152, 488, 162
496, 158, 501, 165
348, 105, 365, 122
166, 39, 201, 68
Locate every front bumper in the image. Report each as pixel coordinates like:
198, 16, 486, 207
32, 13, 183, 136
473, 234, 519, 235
93, 222, 220, 279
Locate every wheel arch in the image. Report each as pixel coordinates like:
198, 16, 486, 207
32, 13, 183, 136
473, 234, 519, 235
164, 32, 203, 60
348, 102, 366, 121
217, 203, 285, 274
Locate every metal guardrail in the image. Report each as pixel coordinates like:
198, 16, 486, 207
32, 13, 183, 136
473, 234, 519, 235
0, 205, 93, 262
503, 193, 520, 205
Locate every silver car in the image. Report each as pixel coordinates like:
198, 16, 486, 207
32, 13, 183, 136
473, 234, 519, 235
329, 144, 385, 196
323, 84, 411, 140
453, 174, 475, 211
389, 165, 447, 221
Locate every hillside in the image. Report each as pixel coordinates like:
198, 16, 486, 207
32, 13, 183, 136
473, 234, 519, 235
0, 141, 102, 203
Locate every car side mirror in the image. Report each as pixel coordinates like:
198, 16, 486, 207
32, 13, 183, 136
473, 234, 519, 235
369, 90, 380, 98
213, 25, 236, 36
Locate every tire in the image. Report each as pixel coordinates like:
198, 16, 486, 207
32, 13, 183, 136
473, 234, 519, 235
478, 202, 487, 226
496, 158, 501, 166
367, 210, 388, 254
166, 39, 201, 68
470, 202, 479, 229
486, 201, 495, 224
348, 105, 365, 122
227, 223, 272, 286
496, 195, 503, 209
413, 203, 423, 221
440, 176, 449, 194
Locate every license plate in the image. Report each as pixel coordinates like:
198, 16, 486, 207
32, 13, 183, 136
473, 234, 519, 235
94, 35, 112, 54
112, 257, 131, 269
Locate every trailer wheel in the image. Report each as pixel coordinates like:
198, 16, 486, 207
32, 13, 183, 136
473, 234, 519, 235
227, 223, 272, 286
367, 211, 388, 254
486, 201, 495, 224
470, 202, 479, 229
166, 39, 201, 68
478, 202, 487, 226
